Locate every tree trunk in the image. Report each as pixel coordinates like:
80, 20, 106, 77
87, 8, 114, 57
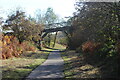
53, 32, 58, 48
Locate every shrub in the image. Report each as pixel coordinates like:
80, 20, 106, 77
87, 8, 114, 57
75, 46, 82, 53
82, 41, 101, 54
2, 46, 13, 59
1, 35, 37, 59
20, 41, 37, 52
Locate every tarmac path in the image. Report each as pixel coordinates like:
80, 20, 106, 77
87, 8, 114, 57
27, 50, 64, 79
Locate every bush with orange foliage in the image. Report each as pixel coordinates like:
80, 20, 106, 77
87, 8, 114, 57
1, 35, 37, 59
20, 41, 36, 52
82, 41, 101, 54
1, 35, 21, 59
0, 40, 2, 59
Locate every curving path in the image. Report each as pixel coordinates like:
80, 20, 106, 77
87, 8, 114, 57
26, 50, 64, 79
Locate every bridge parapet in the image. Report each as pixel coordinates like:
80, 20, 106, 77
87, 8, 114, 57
41, 26, 71, 38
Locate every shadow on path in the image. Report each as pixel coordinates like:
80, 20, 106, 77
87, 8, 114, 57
40, 50, 66, 53
43, 47, 60, 50
40, 47, 66, 53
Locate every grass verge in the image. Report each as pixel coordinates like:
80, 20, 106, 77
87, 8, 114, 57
1, 51, 49, 80
61, 50, 100, 78
62, 50, 119, 79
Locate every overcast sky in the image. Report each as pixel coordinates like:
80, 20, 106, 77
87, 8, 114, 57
0, 0, 76, 19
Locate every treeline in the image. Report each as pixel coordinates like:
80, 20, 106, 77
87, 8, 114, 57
0, 7, 59, 59
65, 2, 120, 78
67, 2, 120, 58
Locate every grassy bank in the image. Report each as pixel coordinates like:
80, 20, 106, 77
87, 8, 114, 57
62, 50, 119, 79
61, 50, 100, 78
1, 51, 49, 79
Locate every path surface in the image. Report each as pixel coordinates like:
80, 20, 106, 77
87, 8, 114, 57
27, 50, 64, 79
